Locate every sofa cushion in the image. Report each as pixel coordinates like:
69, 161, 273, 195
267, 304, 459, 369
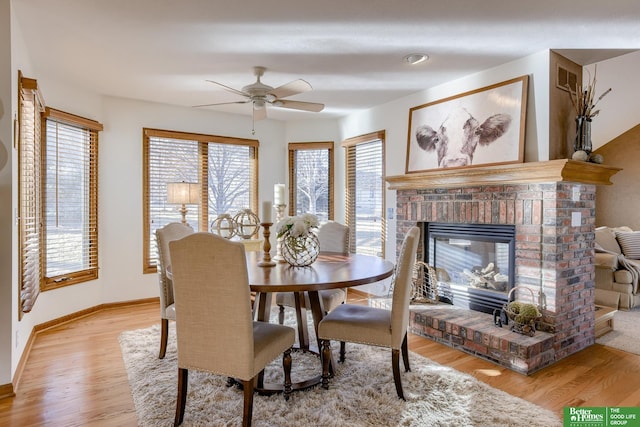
595, 227, 622, 255
616, 231, 640, 259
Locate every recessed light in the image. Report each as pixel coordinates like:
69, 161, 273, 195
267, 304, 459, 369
403, 53, 429, 65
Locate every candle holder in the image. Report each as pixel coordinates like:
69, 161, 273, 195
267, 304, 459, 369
257, 223, 276, 267
273, 203, 287, 263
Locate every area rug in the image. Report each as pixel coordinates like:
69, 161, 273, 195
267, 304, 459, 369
596, 308, 640, 355
119, 319, 561, 427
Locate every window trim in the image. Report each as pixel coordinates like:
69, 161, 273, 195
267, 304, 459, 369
287, 141, 334, 219
342, 130, 386, 257
142, 127, 259, 273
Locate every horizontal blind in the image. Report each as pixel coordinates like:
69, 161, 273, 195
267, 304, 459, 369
43, 114, 100, 288
344, 136, 385, 257
208, 143, 253, 216
146, 136, 199, 269
18, 75, 45, 316
291, 147, 331, 221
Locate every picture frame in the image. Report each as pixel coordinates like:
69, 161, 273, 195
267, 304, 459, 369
405, 75, 528, 174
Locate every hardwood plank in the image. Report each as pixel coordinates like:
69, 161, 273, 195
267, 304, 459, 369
0, 297, 638, 425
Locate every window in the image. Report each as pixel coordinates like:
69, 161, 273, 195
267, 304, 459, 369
143, 128, 258, 272
343, 131, 385, 257
288, 142, 334, 221
17, 71, 103, 318
42, 108, 102, 291
18, 72, 45, 317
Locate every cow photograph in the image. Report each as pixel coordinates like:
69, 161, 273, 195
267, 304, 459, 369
406, 76, 528, 173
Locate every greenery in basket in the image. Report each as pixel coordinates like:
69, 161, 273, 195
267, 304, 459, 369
507, 301, 541, 324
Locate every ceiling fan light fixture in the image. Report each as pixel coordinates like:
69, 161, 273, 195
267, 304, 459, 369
403, 53, 429, 65
253, 99, 266, 109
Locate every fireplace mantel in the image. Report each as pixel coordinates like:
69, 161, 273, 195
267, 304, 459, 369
386, 159, 621, 190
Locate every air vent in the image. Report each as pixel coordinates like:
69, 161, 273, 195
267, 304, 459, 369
557, 65, 578, 93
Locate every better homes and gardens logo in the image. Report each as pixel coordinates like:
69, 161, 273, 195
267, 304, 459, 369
564, 407, 640, 427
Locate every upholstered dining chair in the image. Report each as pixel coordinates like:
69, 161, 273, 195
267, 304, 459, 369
155, 222, 194, 359
169, 232, 295, 427
276, 221, 350, 324
317, 226, 420, 400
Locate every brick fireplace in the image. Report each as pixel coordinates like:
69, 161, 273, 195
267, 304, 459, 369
386, 159, 621, 374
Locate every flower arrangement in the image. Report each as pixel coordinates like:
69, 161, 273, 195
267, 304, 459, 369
275, 213, 319, 239
275, 213, 320, 266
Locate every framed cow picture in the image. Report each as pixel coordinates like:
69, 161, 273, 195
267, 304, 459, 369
405, 75, 528, 174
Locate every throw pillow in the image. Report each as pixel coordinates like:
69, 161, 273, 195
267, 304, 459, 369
615, 231, 640, 259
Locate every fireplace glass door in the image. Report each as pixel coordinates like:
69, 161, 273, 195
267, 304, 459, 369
426, 223, 515, 314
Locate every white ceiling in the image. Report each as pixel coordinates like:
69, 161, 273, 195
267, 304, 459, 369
12, 0, 640, 121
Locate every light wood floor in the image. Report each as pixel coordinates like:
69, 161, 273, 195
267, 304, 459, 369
1, 297, 639, 426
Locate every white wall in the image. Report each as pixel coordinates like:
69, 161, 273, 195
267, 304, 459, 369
585, 51, 640, 150
1, 0, 14, 386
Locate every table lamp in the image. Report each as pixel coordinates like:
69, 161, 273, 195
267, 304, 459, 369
167, 182, 200, 224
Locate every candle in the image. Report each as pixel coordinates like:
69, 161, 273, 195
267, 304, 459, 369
274, 183, 285, 205
261, 201, 272, 223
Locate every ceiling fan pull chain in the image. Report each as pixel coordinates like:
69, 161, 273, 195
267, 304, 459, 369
251, 104, 256, 135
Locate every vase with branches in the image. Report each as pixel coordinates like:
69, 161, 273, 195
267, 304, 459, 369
566, 65, 611, 157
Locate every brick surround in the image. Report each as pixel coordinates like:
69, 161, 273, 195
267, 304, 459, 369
396, 182, 597, 373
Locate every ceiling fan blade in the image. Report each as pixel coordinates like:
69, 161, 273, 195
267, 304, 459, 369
253, 105, 267, 121
270, 79, 312, 99
193, 100, 250, 108
274, 99, 325, 112
205, 79, 249, 97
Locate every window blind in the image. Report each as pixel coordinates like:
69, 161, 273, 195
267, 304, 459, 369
18, 73, 45, 317
288, 142, 334, 221
43, 108, 102, 289
343, 131, 385, 257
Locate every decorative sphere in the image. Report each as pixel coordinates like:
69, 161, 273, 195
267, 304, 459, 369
232, 209, 260, 239
210, 214, 237, 239
572, 150, 589, 161
589, 153, 604, 164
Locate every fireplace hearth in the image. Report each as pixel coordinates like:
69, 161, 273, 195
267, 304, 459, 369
425, 222, 515, 315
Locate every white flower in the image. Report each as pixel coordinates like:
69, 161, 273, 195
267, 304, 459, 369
276, 213, 319, 238
290, 219, 309, 237
300, 213, 319, 228
275, 216, 295, 236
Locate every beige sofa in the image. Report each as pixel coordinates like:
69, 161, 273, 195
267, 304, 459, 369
594, 226, 640, 310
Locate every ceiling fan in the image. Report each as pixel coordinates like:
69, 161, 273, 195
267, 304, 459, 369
196, 66, 325, 123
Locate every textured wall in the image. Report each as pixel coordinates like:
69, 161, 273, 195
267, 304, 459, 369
595, 124, 640, 231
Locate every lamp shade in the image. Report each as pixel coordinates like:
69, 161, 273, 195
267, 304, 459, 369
167, 182, 200, 205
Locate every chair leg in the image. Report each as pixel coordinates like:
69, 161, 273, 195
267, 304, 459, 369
159, 318, 169, 359
283, 348, 292, 400
339, 341, 346, 363
174, 368, 188, 426
278, 304, 285, 325
401, 333, 410, 372
391, 349, 405, 400
321, 340, 332, 389
242, 378, 255, 427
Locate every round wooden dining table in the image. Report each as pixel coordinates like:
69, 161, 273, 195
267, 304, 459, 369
246, 251, 394, 392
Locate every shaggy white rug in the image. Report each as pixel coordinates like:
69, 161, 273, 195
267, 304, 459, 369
596, 308, 640, 355
119, 320, 561, 427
